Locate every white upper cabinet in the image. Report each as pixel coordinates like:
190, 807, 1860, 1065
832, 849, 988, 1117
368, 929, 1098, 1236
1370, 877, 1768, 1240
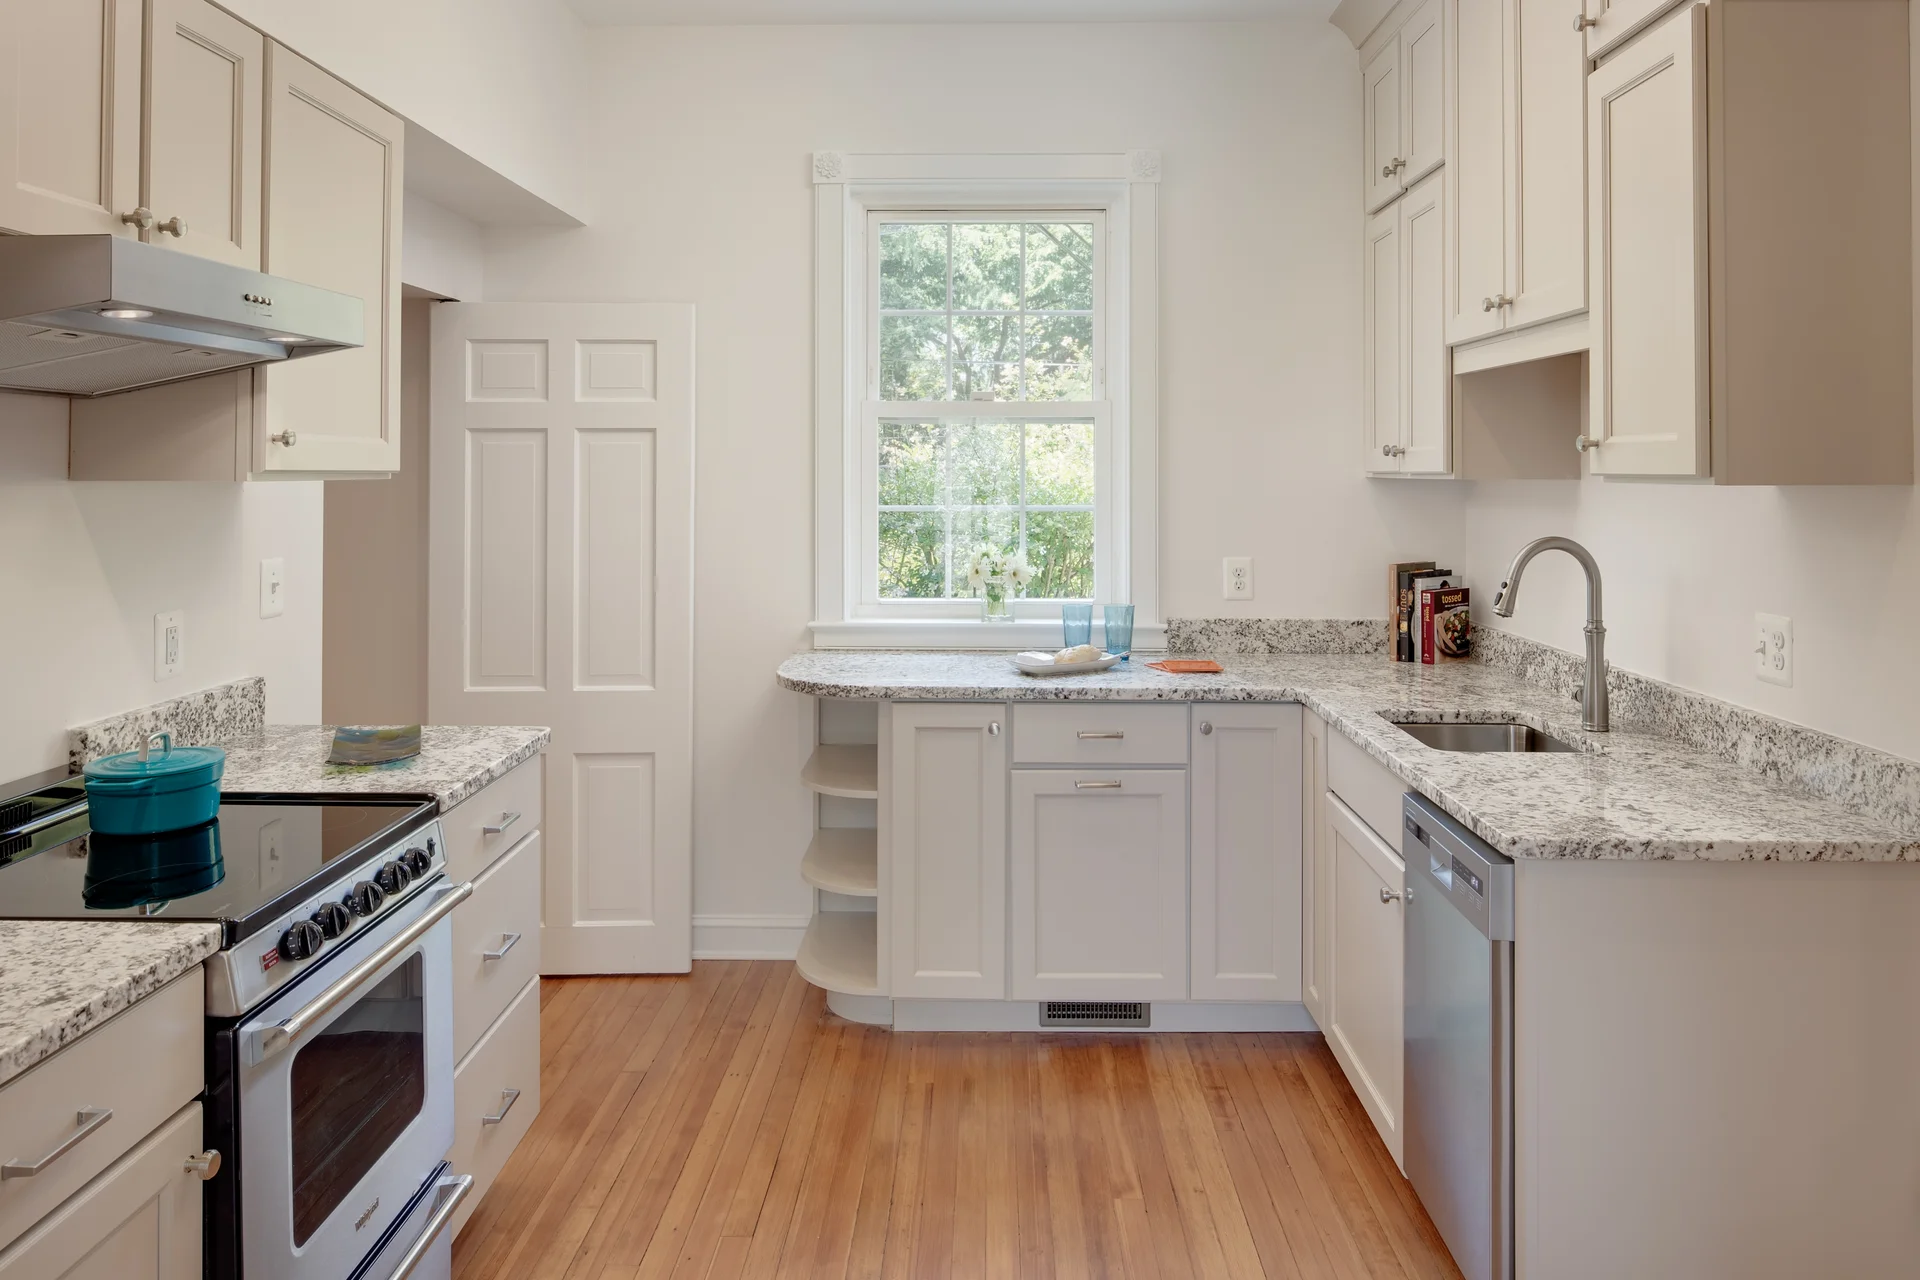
1367, 168, 1452, 476
1191, 705, 1303, 1002
1363, 201, 1403, 470
1578, 0, 1680, 62
0, 0, 143, 236
1446, 0, 1587, 344
144, 0, 263, 268
1365, 0, 1446, 213
254, 43, 403, 475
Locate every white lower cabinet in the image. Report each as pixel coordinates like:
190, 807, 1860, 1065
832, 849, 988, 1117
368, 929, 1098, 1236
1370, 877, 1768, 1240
1300, 709, 1334, 1025
1325, 793, 1407, 1166
1010, 769, 1188, 1001
449, 976, 540, 1240
1191, 704, 1303, 1001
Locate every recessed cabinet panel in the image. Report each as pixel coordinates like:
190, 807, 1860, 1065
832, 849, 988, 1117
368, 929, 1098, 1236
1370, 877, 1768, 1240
1301, 711, 1333, 1027
1364, 204, 1403, 475
1582, 0, 1683, 61
0, 0, 142, 236
1507, 0, 1588, 330
145, 0, 263, 268
1192, 706, 1303, 1002
1401, 0, 1446, 184
1446, 0, 1508, 344
1326, 795, 1406, 1166
1365, 41, 1405, 212
1401, 171, 1451, 475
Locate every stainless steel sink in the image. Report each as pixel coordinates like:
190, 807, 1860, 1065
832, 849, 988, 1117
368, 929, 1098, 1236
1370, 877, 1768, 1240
1391, 721, 1582, 753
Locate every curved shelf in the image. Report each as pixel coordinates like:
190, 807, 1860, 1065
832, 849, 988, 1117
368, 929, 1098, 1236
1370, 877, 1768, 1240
801, 744, 879, 799
801, 828, 878, 897
795, 910, 880, 997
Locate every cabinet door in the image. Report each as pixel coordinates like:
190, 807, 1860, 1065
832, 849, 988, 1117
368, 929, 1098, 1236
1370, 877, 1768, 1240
1363, 40, 1405, 213
144, 0, 263, 268
256, 42, 403, 475
1326, 795, 1405, 1166
1445, 0, 1509, 344
1011, 769, 1187, 1001
1192, 706, 1302, 1002
1587, 4, 1708, 477
1399, 170, 1452, 475
1582, 0, 1681, 62
1504, 0, 1588, 330
889, 703, 1007, 999
1364, 202, 1404, 475
1400, 0, 1446, 185
0, 1102, 202, 1280
1300, 712, 1333, 1027
0, 0, 142, 235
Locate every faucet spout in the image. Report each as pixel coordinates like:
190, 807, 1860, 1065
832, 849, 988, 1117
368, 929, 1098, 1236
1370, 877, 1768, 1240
1490, 536, 1608, 732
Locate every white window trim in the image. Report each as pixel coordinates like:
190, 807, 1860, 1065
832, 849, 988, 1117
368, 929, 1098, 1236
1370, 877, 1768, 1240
811, 150, 1163, 651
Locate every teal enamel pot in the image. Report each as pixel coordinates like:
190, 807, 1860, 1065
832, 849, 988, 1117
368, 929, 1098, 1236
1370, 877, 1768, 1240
83, 732, 226, 836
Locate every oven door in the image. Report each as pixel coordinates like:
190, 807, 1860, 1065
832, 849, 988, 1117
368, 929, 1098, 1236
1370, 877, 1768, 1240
237, 878, 462, 1280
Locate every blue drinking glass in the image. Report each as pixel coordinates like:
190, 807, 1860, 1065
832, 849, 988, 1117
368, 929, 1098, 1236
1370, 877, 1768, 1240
1061, 602, 1094, 649
1101, 604, 1135, 659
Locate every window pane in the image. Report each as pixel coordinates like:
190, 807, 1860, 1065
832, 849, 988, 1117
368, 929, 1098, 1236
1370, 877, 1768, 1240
951, 509, 1020, 585
1025, 223, 1094, 311
1023, 314, 1094, 401
1023, 421, 1095, 506
878, 510, 947, 598
950, 223, 1021, 312
879, 223, 948, 311
878, 420, 942, 506
879, 315, 949, 400
1024, 510, 1095, 599
951, 313, 1021, 400
946, 421, 1020, 506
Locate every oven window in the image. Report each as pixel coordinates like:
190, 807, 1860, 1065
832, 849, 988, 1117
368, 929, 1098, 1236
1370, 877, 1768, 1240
289, 953, 426, 1245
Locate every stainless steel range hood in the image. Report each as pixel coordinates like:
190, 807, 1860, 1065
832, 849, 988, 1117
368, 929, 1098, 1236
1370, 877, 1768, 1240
0, 235, 362, 397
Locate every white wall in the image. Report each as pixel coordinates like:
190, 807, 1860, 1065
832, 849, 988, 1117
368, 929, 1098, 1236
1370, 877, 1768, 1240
0, 393, 322, 781
480, 21, 1465, 930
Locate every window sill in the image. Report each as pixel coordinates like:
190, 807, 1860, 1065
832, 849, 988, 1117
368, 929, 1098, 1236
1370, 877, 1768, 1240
809, 618, 1167, 652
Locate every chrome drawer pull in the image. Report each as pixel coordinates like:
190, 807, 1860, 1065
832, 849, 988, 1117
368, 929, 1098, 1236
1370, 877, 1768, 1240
483, 811, 522, 836
390, 1173, 474, 1280
2, 1107, 113, 1180
481, 1088, 522, 1126
1076, 730, 1125, 740
1075, 780, 1124, 790
1380, 886, 1402, 904
185, 1149, 222, 1180
482, 932, 522, 961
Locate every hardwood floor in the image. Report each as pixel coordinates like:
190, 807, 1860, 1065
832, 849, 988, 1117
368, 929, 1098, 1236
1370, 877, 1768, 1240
452, 963, 1462, 1280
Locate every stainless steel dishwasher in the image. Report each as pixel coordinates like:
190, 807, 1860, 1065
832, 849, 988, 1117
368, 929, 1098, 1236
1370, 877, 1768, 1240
1403, 792, 1514, 1280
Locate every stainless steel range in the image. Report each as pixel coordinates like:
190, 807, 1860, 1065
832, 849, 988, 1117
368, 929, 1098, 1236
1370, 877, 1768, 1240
0, 778, 476, 1280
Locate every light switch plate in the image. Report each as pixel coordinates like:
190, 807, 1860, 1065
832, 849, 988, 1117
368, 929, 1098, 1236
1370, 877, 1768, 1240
260, 557, 286, 619
154, 611, 184, 680
1222, 557, 1254, 600
1755, 612, 1793, 687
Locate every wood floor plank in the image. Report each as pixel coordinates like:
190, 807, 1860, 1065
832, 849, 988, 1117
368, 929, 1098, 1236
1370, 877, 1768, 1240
456, 969, 1463, 1280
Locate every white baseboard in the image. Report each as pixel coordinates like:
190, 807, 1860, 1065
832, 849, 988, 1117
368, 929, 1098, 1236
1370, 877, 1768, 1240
692, 913, 810, 960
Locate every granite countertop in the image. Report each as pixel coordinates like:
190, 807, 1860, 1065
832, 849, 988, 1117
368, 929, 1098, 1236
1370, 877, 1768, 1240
0, 921, 221, 1088
216, 724, 550, 810
776, 651, 1920, 864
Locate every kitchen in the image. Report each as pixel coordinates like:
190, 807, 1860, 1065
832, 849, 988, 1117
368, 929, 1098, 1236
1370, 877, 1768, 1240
1, 0, 1917, 1278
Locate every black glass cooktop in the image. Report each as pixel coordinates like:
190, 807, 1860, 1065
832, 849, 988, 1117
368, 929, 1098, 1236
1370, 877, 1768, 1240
0, 793, 436, 944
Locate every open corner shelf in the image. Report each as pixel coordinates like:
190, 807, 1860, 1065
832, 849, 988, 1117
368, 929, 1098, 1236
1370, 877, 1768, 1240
795, 910, 880, 996
801, 828, 878, 897
801, 744, 879, 799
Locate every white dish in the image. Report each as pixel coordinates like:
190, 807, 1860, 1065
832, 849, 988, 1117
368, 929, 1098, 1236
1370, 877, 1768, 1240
1011, 651, 1124, 676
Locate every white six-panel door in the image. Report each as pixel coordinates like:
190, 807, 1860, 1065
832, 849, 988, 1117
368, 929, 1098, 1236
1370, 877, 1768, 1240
430, 302, 695, 974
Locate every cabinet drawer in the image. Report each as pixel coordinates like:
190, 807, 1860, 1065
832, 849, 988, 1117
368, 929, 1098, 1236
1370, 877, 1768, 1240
0, 974, 203, 1255
1011, 704, 1189, 767
1327, 729, 1407, 854
449, 975, 540, 1241
454, 832, 543, 1062
444, 758, 543, 885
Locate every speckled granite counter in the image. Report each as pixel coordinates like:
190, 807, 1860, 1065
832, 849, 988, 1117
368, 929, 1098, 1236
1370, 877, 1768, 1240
0, 921, 220, 1088
776, 651, 1920, 864
216, 724, 550, 810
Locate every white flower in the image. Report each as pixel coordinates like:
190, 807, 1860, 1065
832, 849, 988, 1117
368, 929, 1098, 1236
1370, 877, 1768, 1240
967, 567, 986, 590
1006, 557, 1033, 589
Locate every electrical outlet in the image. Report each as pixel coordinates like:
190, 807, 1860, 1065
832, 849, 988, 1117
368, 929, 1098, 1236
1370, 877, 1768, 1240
1755, 612, 1793, 687
154, 611, 184, 680
1222, 557, 1254, 600
260, 557, 286, 619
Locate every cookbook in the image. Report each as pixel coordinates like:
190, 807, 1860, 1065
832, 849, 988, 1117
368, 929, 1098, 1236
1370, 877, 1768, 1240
1420, 586, 1472, 664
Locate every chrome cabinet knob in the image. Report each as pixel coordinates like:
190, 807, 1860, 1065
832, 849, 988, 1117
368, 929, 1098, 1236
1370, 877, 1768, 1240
1482, 296, 1498, 312
1199, 721, 1213, 735
185, 1150, 221, 1180
1482, 294, 1514, 312
1379, 886, 1402, 904
987, 721, 1000, 736
271, 430, 297, 447
1381, 443, 1406, 458
119, 207, 155, 231
156, 215, 187, 237
1381, 157, 1408, 179
1574, 12, 1599, 30
1574, 434, 1600, 453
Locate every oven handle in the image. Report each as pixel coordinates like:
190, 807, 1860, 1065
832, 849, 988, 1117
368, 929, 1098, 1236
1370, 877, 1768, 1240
389, 1172, 474, 1280
252, 880, 473, 1062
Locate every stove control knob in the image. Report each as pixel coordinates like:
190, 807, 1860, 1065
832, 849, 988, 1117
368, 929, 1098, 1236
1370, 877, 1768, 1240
402, 846, 432, 878
374, 860, 412, 896
278, 919, 325, 962
310, 901, 352, 938
345, 880, 386, 917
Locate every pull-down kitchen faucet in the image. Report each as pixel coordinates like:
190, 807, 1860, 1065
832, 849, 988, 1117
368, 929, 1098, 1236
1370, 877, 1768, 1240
1491, 536, 1609, 732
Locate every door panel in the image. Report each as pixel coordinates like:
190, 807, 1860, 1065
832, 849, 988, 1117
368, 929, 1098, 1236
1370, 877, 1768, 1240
1301, 712, 1332, 1026
145, 0, 262, 268
1401, 0, 1446, 184
0, 0, 142, 235
1364, 41, 1405, 213
1507, 0, 1588, 329
1446, 0, 1509, 343
1587, 5, 1709, 476
431, 303, 696, 973
889, 704, 1007, 999
1364, 203, 1404, 474
1327, 795, 1406, 1165
1400, 170, 1452, 475
1191, 705, 1303, 1002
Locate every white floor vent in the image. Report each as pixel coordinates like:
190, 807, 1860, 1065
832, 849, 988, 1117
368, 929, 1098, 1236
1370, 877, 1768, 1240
1040, 1001, 1150, 1028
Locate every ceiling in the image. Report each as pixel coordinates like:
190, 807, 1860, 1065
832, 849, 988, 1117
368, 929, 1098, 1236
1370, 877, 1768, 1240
565, 0, 1334, 25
